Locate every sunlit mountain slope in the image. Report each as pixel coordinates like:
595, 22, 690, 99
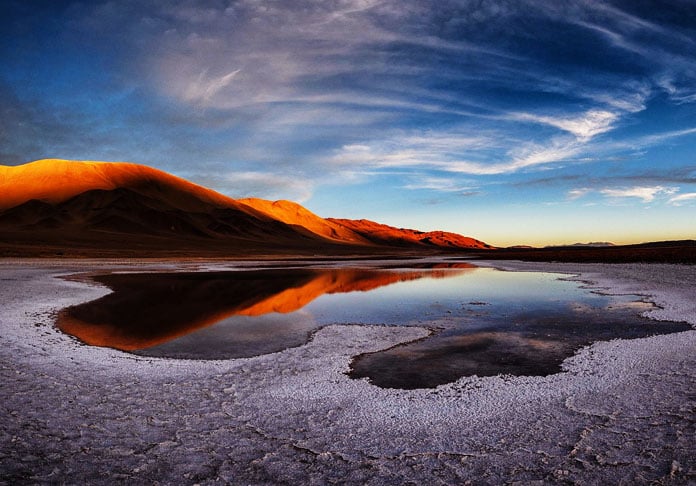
0, 159, 491, 255
329, 218, 494, 250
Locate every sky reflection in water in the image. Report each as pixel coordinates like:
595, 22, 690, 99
58, 264, 690, 388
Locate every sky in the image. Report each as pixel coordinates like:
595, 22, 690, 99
1, 0, 695, 247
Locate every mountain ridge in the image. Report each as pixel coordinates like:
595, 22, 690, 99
238, 198, 371, 245
329, 218, 493, 250
0, 159, 490, 256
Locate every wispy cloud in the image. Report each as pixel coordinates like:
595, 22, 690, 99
182, 69, 241, 106
633, 127, 696, 146
658, 77, 696, 105
600, 186, 677, 202
330, 131, 587, 176
567, 188, 591, 200
329, 132, 500, 172
445, 140, 583, 175
189, 171, 314, 203
511, 109, 619, 140
403, 176, 476, 193
570, 185, 680, 204
669, 193, 696, 206
504, 138, 582, 172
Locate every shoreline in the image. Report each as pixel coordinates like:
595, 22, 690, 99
1, 259, 694, 484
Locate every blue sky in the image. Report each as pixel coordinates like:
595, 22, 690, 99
1, 0, 695, 246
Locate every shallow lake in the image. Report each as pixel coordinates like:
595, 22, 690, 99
58, 262, 690, 388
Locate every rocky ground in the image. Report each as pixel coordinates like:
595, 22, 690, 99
1, 259, 694, 485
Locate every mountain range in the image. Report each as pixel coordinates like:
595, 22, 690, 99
0, 159, 492, 256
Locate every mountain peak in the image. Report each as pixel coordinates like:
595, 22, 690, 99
0, 159, 241, 212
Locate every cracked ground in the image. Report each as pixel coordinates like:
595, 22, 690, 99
1, 261, 695, 484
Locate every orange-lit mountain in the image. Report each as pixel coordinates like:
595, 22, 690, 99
0, 159, 491, 256
0, 159, 329, 254
239, 198, 370, 245
0, 159, 244, 211
329, 218, 494, 249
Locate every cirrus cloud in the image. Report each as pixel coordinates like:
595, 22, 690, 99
669, 192, 696, 206
600, 186, 678, 202
510, 109, 620, 140
569, 185, 681, 204
188, 170, 315, 203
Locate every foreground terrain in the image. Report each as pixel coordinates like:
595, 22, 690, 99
1, 259, 694, 484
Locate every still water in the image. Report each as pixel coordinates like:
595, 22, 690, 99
58, 262, 690, 388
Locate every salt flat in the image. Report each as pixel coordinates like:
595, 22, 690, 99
1, 259, 694, 484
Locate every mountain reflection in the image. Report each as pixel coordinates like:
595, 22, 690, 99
58, 264, 474, 353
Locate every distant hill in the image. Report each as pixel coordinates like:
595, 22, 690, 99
476, 240, 696, 264
545, 242, 616, 248
0, 159, 491, 256
329, 218, 493, 250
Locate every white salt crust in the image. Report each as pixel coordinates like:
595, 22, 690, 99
1, 259, 694, 484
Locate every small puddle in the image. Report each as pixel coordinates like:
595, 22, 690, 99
56, 263, 690, 388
